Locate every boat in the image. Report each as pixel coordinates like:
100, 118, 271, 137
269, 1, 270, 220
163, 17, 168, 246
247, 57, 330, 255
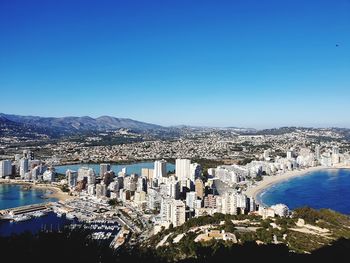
32, 211, 46, 217
65, 213, 76, 220
13, 215, 31, 222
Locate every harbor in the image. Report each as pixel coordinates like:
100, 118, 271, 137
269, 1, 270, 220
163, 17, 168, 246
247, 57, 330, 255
0, 200, 128, 248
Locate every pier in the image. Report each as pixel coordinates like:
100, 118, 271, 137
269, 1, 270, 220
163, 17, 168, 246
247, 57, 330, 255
0, 202, 55, 218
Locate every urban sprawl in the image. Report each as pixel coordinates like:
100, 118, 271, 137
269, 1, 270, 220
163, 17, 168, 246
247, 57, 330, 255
1, 129, 350, 247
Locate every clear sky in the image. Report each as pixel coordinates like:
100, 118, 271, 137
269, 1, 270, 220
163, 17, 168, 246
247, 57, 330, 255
0, 0, 349, 128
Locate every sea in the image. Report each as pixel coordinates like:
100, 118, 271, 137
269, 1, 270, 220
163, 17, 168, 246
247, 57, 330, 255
257, 168, 350, 215
0, 184, 58, 210
0, 212, 75, 236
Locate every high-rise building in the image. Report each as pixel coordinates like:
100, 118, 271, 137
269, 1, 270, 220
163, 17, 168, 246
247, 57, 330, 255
154, 160, 167, 180
204, 194, 217, 209
141, 168, 154, 182
23, 150, 34, 160
148, 188, 161, 210
88, 184, 96, 196
160, 197, 172, 223
66, 169, 78, 188
100, 163, 111, 177
31, 166, 40, 181
43, 168, 55, 182
19, 158, 29, 179
96, 183, 107, 198
134, 191, 146, 204
169, 181, 180, 199
315, 145, 321, 160
137, 176, 147, 192
0, 160, 12, 178
102, 171, 115, 186
171, 200, 186, 227
236, 194, 248, 213
78, 167, 95, 184
195, 178, 205, 199
175, 159, 191, 181
108, 181, 120, 193
185, 191, 197, 210
270, 204, 289, 217
190, 163, 201, 182
221, 193, 237, 215
249, 197, 256, 212
124, 176, 137, 192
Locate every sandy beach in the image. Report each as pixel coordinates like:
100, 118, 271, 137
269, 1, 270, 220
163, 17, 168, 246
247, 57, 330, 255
0, 179, 73, 201
244, 166, 327, 202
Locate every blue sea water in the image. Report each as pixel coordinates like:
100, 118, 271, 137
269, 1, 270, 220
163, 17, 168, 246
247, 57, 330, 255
54, 161, 175, 175
0, 212, 75, 236
0, 184, 57, 210
258, 169, 350, 214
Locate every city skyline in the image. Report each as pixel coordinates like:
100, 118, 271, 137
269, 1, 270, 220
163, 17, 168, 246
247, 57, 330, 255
1, 0, 349, 128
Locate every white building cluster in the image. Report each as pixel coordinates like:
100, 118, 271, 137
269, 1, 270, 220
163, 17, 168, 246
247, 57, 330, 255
0, 150, 56, 182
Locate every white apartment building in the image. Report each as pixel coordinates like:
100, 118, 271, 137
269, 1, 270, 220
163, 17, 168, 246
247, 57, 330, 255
220, 193, 237, 215
270, 204, 289, 217
66, 169, 78, 188
186, 191, 197, 210
171, 200, 186, 227
0, 160, 12, 178
20, 158, 29, 179
78, 167, 95, 183
96, 183, 107, 198
175, 159, 191, 181
154, 160, 167, 180
99, 163, 111, 176
189, 163, 201, 182
88, 184, 96, 196
43, 169, 55, 182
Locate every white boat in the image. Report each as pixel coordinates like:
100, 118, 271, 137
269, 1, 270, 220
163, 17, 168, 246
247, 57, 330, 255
66, 213, 76, 220
56, 212, 62, 217
13, 215, 31, 222
32, 211, 46, 217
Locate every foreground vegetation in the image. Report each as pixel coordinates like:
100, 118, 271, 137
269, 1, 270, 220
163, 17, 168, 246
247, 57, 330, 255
1, 228, 350, 263
144, 207, 350, 260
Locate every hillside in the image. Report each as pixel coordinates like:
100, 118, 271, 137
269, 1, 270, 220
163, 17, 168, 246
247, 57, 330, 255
0, 113, 165, 139
143, 207, 350, 261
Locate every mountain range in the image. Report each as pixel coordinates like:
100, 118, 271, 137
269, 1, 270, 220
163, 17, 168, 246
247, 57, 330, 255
0, 113, 164, 138
2, 113, 349, 140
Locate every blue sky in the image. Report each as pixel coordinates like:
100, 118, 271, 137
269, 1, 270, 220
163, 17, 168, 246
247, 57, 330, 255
0, 0, 349, 128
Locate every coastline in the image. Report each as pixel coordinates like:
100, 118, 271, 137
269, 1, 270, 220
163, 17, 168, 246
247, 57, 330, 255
0, 179, 73, 202
244, 166, 350, 205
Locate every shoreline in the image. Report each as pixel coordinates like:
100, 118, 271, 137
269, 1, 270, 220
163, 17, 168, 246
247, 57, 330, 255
245, 165, 350, 205
0, 179, 73, 202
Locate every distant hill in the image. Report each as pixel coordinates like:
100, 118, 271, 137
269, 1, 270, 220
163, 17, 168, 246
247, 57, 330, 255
0, 113, 163, 131
0, 113, 164, 138
2, 113, 349, 140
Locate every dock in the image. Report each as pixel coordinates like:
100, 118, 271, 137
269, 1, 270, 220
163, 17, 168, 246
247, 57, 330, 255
0, 202, 55, 218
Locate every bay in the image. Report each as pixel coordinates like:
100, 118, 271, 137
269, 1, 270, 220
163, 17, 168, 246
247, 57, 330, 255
258, 168, 350, 214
